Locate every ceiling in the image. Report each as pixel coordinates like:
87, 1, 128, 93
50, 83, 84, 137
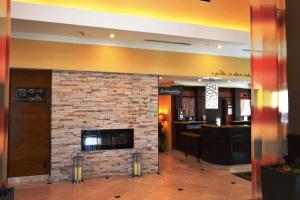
159, 75, 251, 89
12, 19, 250, 58
13, 0, 250, 31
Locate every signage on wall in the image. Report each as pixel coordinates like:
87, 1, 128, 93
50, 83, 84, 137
16, 88, 46, 102
211, 70, 251, 78
159, 87, 182, 96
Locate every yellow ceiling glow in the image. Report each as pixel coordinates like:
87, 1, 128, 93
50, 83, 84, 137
11, 39, 250, 79
14, 0, 250, 31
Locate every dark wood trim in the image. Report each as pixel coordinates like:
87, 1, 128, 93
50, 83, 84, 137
288, 134, 300, 161
171, 97, 177, 149
8, 69, 52, 177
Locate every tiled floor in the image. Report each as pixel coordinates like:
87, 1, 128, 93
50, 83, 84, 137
12, 152, 252, 200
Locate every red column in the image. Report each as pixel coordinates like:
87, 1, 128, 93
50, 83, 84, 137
0, 0, 10, 188
250, 0, 287, 198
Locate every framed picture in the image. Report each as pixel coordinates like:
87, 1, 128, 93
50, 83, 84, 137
182, 97, 196, 118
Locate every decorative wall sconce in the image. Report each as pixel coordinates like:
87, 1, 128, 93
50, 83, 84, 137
158, 113, 166, 153
159, 113, 166, 122
205, 83, 219, 109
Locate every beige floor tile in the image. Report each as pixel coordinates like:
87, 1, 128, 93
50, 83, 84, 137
12, 151, 252, 200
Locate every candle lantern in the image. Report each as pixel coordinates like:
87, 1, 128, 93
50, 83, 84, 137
132, 152, 142, 177
72, 153, 84, 184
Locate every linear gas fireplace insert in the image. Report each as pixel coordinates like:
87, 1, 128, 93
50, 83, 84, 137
81, 129, 134, 151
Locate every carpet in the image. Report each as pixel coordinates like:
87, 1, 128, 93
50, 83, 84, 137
232, 172, 251, 181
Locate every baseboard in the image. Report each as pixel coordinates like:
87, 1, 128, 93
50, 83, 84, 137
8, 174, 49, 186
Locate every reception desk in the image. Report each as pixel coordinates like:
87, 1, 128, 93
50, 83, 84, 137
232, 120, 251, 125
201, 124, 251, 165
173, 121, 207, 152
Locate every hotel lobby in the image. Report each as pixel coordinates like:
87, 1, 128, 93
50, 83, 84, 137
1, 0, 300, 200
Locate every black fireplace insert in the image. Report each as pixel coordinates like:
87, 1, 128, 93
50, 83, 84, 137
81, 129, 134, 151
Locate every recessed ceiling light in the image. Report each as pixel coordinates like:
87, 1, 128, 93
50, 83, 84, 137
159, 77, 163, 80
205, 77, 221, 80
217, 45, 223, 49
198, 78, 202, 82
109, 33, 115, 38
227, 80, 232, 83
78, 31, 86, 36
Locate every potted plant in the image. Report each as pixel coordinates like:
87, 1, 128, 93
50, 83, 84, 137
261, 158, 300, 200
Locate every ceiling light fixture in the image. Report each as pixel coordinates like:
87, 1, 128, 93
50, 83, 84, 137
159, 77, 163, 80
227, 80, 232, 83
242, 48, 263, 53
109, 33, 115, 38
217, 45, 223, 49
144, 39, 191, 46
78, 31, 86, 36
198, 78, 203, 82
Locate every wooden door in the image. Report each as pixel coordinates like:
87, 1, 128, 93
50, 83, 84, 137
221, 99, 233, 125
8, 69, 52, 177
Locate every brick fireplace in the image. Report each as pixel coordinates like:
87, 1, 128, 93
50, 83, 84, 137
51, 70, 158, 181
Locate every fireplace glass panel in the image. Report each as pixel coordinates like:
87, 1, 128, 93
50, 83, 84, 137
81, 129, 134, 151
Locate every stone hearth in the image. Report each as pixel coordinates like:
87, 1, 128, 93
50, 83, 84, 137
51, 71, 158, 181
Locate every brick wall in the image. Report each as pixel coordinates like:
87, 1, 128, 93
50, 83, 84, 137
51, 70, 158, 181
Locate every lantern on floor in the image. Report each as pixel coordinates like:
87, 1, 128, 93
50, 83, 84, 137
72, 153, 84, 184
132, 152, 142, 177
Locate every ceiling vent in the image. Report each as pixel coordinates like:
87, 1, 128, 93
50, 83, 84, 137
144, 39, 191, 46
242, 49, 263, 53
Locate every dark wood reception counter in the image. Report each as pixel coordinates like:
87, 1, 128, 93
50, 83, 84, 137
201, 124, 251, 165
173, 121, 207, 151
173, 121, 207, 161
173, 121, 207, 125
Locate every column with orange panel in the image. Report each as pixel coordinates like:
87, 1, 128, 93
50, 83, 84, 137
250, 0, 287, 198
0, 0, 10, 188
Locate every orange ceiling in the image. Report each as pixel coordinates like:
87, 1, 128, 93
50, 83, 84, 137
14, 0, 250, 31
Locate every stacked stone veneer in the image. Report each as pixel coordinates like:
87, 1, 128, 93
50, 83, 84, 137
51, 70, 158, 181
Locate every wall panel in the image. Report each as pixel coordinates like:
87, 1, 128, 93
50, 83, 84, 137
250, 0, 287, 198
0, 0, 10, 187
